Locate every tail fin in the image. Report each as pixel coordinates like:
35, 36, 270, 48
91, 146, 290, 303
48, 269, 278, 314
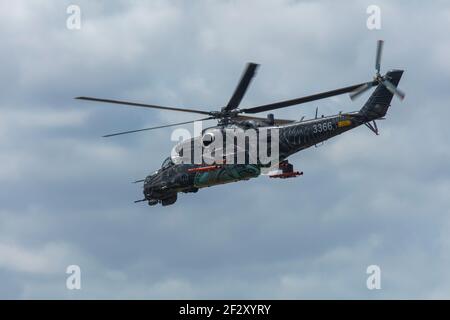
359, 70, 404, 120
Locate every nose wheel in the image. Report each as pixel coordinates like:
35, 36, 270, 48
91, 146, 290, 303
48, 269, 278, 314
143, 194, 177, 206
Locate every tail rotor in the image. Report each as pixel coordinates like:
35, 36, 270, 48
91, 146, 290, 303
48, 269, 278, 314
350, 40, 405, 101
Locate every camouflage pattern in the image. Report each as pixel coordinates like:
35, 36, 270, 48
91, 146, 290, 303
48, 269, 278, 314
143, 70, 403, 206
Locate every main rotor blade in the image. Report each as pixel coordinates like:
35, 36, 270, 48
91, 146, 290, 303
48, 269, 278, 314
375, 40, 384, 74
76, 97, 211, 116
349, 82, 375, 100
239, 81, 377, 114
235, 115, 296, 125
102, 117, 214, 137
223, 63, 259, 112
382, 79, 405, 100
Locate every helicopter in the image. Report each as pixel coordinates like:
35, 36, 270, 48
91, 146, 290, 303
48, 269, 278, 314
77, 40, 404, 206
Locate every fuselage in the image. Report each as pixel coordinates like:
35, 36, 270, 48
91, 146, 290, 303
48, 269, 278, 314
143, 111, 365, 206
143, 68, 403, 206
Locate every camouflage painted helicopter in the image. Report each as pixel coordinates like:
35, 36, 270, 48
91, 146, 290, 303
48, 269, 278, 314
77, 40, 404, 206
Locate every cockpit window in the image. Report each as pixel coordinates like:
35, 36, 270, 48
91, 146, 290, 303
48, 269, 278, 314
202, 133, 215, 146
161, 157, 174, 170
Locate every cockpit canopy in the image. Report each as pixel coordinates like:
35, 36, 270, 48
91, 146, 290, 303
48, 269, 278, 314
161, 157, 174, 170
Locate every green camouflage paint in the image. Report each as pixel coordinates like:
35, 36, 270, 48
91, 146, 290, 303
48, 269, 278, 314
193, 164, 261, 188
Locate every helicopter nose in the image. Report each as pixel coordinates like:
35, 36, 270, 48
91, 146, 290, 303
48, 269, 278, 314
143, 184, 153, 199
143, 175, 156, 196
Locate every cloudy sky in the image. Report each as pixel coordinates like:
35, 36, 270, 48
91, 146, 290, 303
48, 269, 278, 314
1, 0, 450, 299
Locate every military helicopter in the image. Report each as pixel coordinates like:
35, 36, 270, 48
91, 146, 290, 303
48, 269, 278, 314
77, 40, 404, 206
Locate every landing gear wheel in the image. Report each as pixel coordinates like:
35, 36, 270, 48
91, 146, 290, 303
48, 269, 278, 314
161, 194, 177, 206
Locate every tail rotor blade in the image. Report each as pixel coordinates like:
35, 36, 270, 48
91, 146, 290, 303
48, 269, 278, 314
375, 40, 384, 74
382, 79, 405, 100
349, 82, 374, 100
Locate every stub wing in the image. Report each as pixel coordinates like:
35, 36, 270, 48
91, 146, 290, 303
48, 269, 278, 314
263, 160, 303, 179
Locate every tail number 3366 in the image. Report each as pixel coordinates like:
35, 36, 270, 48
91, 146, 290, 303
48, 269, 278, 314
313, 122, 333, 133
